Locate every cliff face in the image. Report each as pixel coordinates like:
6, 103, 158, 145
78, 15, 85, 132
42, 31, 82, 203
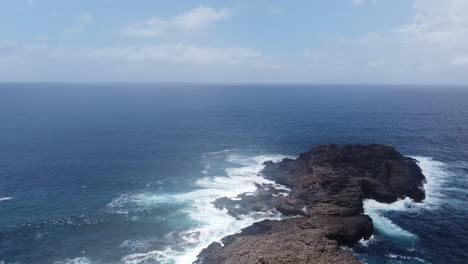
195, 144, 426, 264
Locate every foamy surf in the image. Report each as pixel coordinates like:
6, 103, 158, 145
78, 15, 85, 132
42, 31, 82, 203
112, 154, 453, 263
386, 254, 427, 263
363, 156, 450, 240
115, 152, 292, 264
358, 235, 376, 247
53, 257, 93, 264
363, 200, 417, 239
0, 197, 12, 202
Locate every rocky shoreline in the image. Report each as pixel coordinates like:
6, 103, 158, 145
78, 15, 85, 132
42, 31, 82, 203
194, 144, 426, 264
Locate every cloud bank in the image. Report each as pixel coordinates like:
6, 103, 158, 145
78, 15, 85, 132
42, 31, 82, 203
122, 6, 231, 37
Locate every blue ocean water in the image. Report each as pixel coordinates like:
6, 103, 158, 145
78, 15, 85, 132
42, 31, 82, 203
0, 83, 467, 264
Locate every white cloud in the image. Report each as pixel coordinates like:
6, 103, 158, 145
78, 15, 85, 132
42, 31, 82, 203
23, 43, 49, 52
368, 59, 385, 68
88, 43, 260, 65
394, 1, 468, 47
352, 0, 366, 5
355, 0, 468, 82
0, 40, 49, 63
64, 12, 93, 38
395, 0, 468, 67
352, 0, 376, 6
303, 49, 313, 57
451, 56, 468, 66
266, 4, 283, 15
122, 6, 231, 37
0, 41, 49, 53
356, 33, 381, 45
79, 12, 93, 24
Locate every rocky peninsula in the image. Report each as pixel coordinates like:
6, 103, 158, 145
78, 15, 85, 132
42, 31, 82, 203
195, 144, 426, 264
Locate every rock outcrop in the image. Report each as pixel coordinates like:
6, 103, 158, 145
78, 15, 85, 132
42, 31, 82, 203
195, 144, 426, 264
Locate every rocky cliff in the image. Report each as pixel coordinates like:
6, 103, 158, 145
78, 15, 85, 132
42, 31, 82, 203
195, 144, 426, 264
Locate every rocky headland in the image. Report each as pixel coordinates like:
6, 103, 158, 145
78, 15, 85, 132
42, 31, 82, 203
195, 144, 426, 264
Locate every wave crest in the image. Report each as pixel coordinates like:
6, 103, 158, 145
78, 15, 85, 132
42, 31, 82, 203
363, 156, 450, 240
118, 152, 291, 264
0, 197, 12, 202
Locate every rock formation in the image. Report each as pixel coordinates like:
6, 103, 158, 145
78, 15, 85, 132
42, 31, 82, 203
195, 144, 426, 264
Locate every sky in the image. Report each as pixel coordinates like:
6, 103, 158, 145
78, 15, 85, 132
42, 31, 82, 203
1, 0, 468, 84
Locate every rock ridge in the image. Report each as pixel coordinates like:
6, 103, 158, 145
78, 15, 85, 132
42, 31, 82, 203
195, 144, 426, 264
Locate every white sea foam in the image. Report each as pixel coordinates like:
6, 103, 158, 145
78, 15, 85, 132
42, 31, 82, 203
0, 197, 12, 202
120, 238, 154, 251
414, 156, 450, 206
201, 149, 232, 175
115, 153, 451, 263
364, 202, 417, 239
386, 254, 427, 263
0, 261, 21, 264
53, 257, 93, 264
358, 235, 376, 247
118, 153, 291, 264
363, 156, 450, 240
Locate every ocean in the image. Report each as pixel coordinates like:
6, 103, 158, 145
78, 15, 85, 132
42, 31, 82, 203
0, 83, 467, 264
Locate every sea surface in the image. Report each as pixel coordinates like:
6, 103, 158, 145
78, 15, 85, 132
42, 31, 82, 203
0, 83, 467, 264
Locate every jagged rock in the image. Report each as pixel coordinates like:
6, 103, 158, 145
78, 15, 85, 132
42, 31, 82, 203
195, 144, 426, 264
213, 184, 286, 218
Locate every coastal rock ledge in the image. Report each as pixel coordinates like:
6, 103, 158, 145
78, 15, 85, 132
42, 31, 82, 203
194, 144, 426, 264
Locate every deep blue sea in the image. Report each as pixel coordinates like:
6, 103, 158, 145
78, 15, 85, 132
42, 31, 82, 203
0, 83, 467, 264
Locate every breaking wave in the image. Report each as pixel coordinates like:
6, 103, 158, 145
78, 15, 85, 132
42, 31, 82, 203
53, 257, 93, 264
385, 254, 427, 263
0, 197, 12, 202
363, 156, 450, 239
109, 152, 291, 264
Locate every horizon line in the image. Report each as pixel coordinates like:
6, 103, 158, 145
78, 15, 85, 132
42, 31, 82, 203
1, 81, 468, 87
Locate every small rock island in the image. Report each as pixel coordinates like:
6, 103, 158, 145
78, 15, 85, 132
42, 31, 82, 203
195, 144, 426, 264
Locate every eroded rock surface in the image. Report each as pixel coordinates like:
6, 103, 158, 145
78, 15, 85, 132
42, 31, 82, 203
195, 144, 426, 264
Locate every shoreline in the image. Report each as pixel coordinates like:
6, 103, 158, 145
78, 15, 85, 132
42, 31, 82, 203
194, 144, 426, 264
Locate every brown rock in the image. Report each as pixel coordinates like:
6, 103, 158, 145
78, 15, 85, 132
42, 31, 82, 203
194, 144, 426, 264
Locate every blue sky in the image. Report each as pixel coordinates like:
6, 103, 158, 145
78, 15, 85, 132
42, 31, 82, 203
1, 0, 468, 84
